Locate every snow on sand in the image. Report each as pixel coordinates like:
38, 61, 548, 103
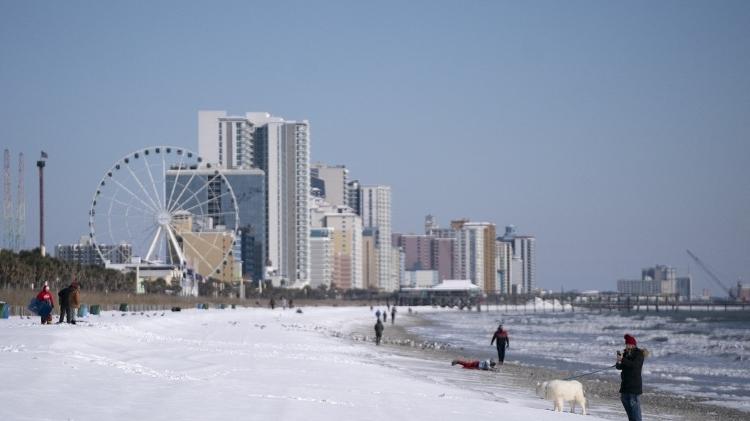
0, 307, 605, 421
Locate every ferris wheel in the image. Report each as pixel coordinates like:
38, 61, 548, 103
88, 146, 239, 279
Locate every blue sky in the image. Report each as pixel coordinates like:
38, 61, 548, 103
1, 0, 748, 292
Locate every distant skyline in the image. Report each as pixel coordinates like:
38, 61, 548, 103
1, 1, 748, 293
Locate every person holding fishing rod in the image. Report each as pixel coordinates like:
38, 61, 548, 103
616, 334, 648, 421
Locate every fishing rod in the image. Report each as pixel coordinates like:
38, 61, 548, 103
563, 364, 616, 381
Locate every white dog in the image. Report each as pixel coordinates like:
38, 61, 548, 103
536, 380, 587, 415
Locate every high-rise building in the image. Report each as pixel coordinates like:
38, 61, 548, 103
515, 236, 536, 293
495, 239, 513, 294
432, 237, 454, 282
391, 246, 406, 288
360, 185, 394, 291
392, 245, 403, 290
362, 228, 378, 290
454, 222, 497, 292
325, 210, 363, 290
200, 111, 311, 285
311, 163, 348, 209
393, 233, 454, 283
395, 234, 432, 271
198, 111, 254, 170
309, 228, 333, 289
676, 276, 692, 299
497, 225, 536, 294
643, 265, 676, 295
245, 112, 310, 285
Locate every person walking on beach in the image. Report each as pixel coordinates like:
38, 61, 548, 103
616, 334, 648, 421
68, 282, 80, 324
390, 306, 397, 324
375, 308, 381, 321
490, 324, 510, 365
57, 284, 71, 324
383, 310, 388, 323
269, 297, 276, 310
374, 318, 384, 345
34, 284, 55, 324
451, 358, 496, 370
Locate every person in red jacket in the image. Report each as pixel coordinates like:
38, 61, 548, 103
35, 284, 55, 324
490, 324, 510, 364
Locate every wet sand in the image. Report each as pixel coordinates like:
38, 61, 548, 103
342, 310, 748, 421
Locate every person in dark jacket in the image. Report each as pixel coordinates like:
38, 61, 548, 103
490, 324, 510, 364
616, 334, 647, 421
374, 319, 384, 345
57, 285, 71, 324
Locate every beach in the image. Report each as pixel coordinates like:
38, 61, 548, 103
0, 305, 608, 421
1, 304, 747, 421
351, 307, 750, 421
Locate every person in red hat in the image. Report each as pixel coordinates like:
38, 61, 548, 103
616, 334, 648, 421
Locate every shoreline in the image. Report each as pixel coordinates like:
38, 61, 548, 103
341, 309, 748, 421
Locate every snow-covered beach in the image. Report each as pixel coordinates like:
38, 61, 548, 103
2, 306, 605, 421
1, 305, 748, 421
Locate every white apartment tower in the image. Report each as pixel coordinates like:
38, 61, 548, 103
495, 239, 513, 294
198, 111, 254, 169
360, 185, 394, 291
309, 228, 333, 289
198, 111, 310, 285
497, 226, 536, 294
516, 236, 536, 293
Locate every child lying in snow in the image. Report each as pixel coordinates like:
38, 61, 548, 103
451, 359, 496, 370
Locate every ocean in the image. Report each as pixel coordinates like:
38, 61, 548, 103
404, 305, 750, 412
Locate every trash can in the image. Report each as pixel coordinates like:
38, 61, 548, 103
90, 305, 101, 315
77, 304, 89, 318
219, 303, 226, 309
231, 304, 236, 309
0, 302, 8, 319
119, 303, 129, 312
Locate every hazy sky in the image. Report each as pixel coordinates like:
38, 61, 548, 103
1, 1, 748, 293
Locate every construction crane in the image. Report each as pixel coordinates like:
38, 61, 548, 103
686, 249, 737, 300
